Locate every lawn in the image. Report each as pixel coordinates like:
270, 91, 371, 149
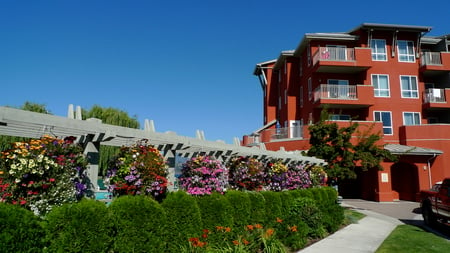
376, 224, 450, 252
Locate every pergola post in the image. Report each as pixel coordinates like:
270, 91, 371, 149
83, 141, 100, 192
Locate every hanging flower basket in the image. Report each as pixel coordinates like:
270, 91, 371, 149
105, 140, 168, 199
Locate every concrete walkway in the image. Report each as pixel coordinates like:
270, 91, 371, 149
297, 199, 423, 253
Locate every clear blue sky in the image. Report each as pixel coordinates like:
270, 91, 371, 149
1, 0, 449, 143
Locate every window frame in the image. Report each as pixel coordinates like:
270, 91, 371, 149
308, 77, 312, 101
370, 39, 387, 61
374, 111, 393, 135
372, 74, 390, 97
403, 112, 421, 126
397, 40, 415, 63
400, 75, 419, 98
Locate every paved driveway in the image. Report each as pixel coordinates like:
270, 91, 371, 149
343, 199, 422, 223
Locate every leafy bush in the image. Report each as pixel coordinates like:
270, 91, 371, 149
287, 197, 326, 238
0, 136, 89, 216
194, 192, 234, 247
178, 156, 228, 196
105, 140, 168, 200
225, 190, 252, 232
161, 191, 203, 251
247, 191, 266, 224
260, 191, 283, 227
0, 202, 45, 252
109, 195, 166, 252
42, 199, 112, 253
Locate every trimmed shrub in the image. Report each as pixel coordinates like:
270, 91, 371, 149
308, 187, 344, 233
109, 195, 166, 252
225, 190, 252, 232
0, 202, 45, 252
296, 188, 314, 199
280, 191, 296, 212
161, 191, 203, 252
42, 199, 112, 253
287, 197, 326, 238
319, 187, 344, 233
247, 191, 266, 224
195, 192, 234, 246
260, 191, 283, 227
195, 192, 233, 228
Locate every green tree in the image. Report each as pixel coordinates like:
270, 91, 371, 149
82, 105, 140, 176
305, 109, 396, 180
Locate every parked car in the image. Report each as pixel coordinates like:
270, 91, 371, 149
420, 178, 450, 226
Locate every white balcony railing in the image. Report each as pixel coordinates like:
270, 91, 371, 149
424, 88, 446, 103
313, 46, 355, 65
246, 126, 304, 145
314, 84, 357, 102
421, 52, 442, 66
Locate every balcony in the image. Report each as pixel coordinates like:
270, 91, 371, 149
313, 84, 375, 108
422, 88, 450, 109
419, 52, 450, 75
312, 46, 372, 73
245, 126, 304, 146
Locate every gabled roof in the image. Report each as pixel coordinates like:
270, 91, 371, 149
385, 144, 443, 156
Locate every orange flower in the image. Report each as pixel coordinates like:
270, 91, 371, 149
264, 228, 274, 238
254, 224, 263, 229
289, 225, 298, 232
246, 225, 254, 230
216, 226, 224, 231
242, 239, 250, 245
232, 240, 240, 245
276, 217, 283, 223
224, 227, 231, 232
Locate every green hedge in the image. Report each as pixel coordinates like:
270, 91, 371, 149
225, 190, 252, 232
260, 191, 283, 227
0, 187, 345, 252
42, 199, 112, 253
161, 191, 203, 252
0, 203, 45, 253
109, 195, 166, 252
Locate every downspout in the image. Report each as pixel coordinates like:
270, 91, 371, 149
427, 153, 437, 188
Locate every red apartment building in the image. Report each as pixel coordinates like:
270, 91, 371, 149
243, 23, 450, 202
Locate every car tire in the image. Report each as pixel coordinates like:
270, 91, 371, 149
422, 204, 436, 227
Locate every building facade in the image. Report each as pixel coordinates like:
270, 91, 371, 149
244, 23, 450, 202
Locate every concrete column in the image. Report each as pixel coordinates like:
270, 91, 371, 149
83, 141, 100, 192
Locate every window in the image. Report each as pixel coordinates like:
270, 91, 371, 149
308, 78, 312, 100
299, 85, 303, 107
307, 44, 311, 66
397, 40, 415, 62
400, 76, 418, 98
299, 56, 303, 76
372, 74, 390, 97
374, 111, 393, 135
370, 39, 387, 61
330, 114, 351, 120
326, 45, 347, 61
403, 112, 421, 125
328, 79, 349, 98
